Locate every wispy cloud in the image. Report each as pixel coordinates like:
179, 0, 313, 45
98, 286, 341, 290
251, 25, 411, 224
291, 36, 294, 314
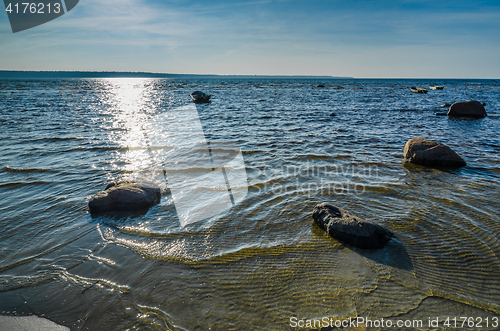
28, 30, 59, 38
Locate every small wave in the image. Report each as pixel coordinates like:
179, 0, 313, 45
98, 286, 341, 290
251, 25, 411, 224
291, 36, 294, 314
0, 272, 59, 292
60, 270, 130, 293
0, 181, 53, 189
333, 154, 353, 160
38, 137, 86, 143
164, 166, 216, 174
105, 230, 300, 265
247, 176, 289, 190
3, 166, 54, 174
293, 154, 331, 160
66, 146, 125, 153
242, 150, 263, 155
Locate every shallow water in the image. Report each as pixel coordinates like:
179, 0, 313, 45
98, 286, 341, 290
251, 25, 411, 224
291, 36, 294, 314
0, 78, 499, 330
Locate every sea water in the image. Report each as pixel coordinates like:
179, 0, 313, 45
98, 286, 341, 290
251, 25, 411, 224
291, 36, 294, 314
0, 78, 499, 330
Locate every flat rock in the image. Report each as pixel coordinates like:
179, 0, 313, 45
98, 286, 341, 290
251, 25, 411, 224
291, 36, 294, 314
404, 138, 466, 168
312, 203, 394, 249
448, 100, 486, 118
89, 181, 161, 213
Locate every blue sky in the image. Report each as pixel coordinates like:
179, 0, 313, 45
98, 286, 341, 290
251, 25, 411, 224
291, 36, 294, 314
1, 0, 499, 78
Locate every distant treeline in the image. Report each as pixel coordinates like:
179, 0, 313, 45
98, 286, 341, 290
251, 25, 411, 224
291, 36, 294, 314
0, 71, 352, 79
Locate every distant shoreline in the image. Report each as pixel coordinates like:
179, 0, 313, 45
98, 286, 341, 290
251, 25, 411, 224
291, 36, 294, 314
0, 70, 352, 79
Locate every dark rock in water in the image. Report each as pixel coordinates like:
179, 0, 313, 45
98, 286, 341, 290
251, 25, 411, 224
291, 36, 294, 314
448, 100, 486, 118
330, 113, 336, 117
89, 181, 161, 213
441, 103, 452, 108
403, 138, 466, 168
315, 84, 325, 88
312, 203, 394, 249
190, 91, 211, 104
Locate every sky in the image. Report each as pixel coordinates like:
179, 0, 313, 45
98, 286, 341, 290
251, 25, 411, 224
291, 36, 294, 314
0, 0, 499, 78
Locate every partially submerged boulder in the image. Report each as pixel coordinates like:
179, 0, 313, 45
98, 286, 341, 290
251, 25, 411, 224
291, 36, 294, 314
404, 138, 466, 168
312, 203, 394, 249
89, 181, 161, 213
190, 91, 211, 104
448, 100, 486, 118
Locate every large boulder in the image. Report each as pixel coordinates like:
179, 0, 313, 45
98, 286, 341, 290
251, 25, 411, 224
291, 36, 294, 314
448, 100, 486, 118
404, 138, 466, 168
312, 203, 394, 249
89, 181, 161, 213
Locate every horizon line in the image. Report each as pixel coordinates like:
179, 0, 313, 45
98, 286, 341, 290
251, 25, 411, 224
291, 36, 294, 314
0, 70, 498, 80
0, 70, 350, 79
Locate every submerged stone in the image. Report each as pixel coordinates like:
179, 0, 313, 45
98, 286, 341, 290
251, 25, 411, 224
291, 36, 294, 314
89, 181, 161, 213
312, 203, 394, 249
448, 100, 486, 118
403, 138, 466, 168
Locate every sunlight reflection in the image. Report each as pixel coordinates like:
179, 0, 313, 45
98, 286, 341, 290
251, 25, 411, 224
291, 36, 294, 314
98, 80, 247, 228
103, 78, 165, 185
